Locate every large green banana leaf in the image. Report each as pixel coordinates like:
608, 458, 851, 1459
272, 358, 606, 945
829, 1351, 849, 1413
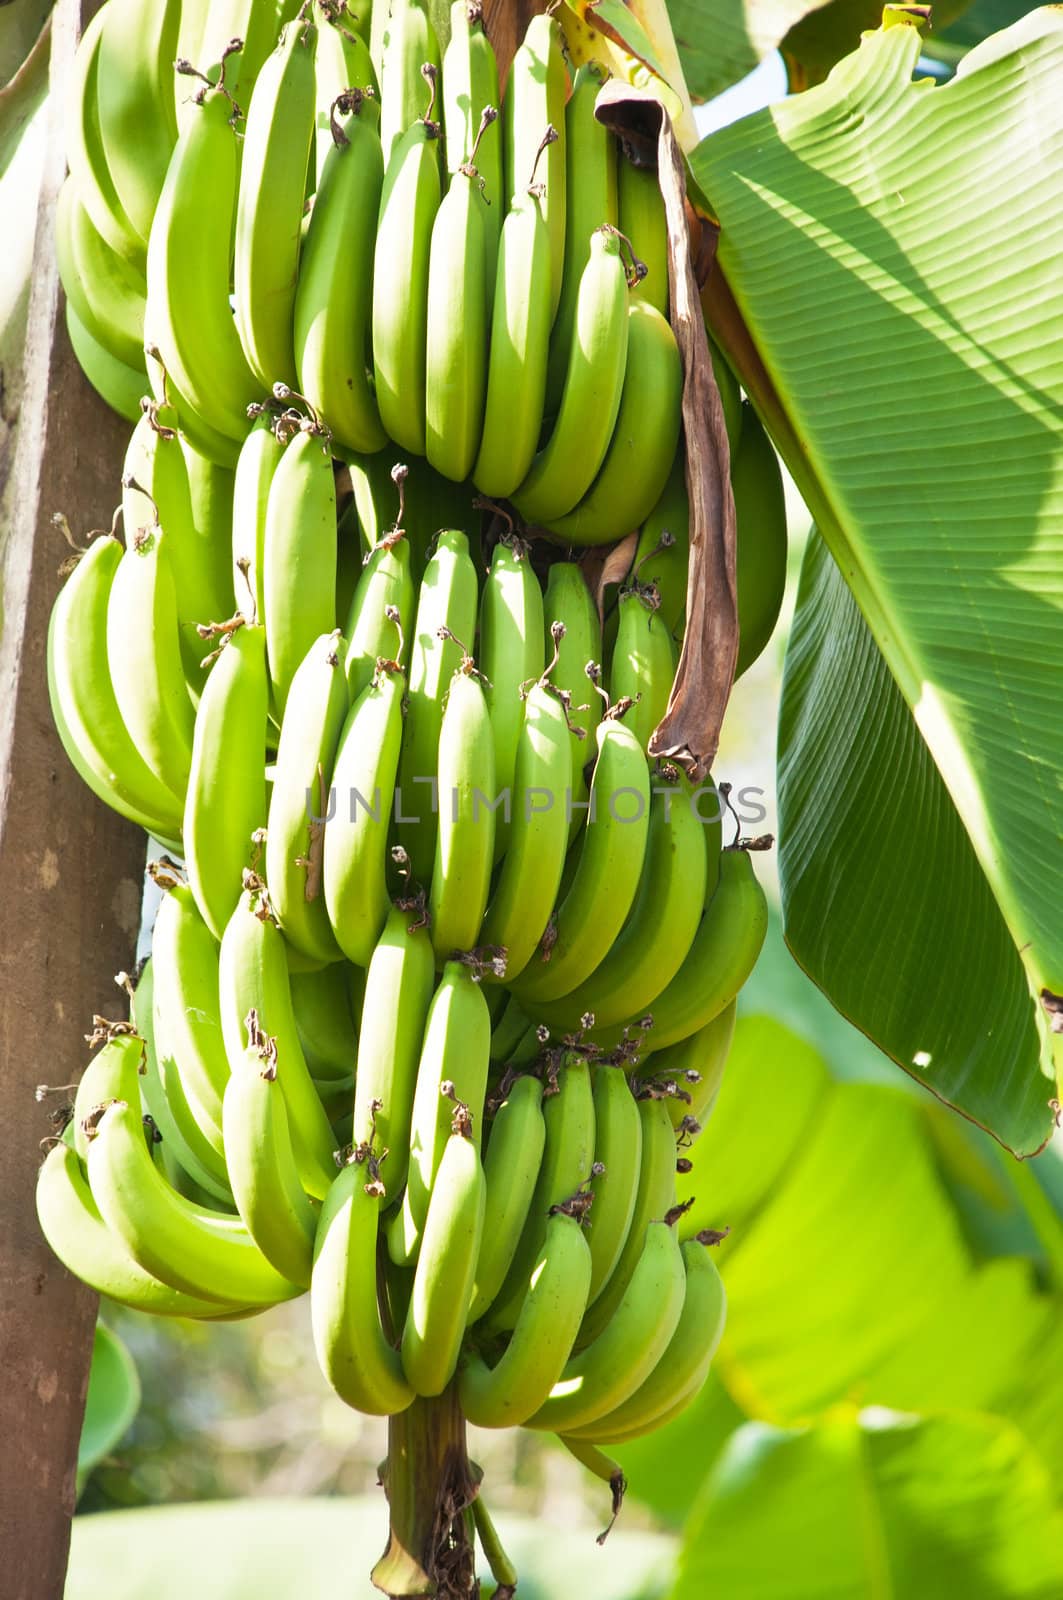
691, 10, 1063, 1150
673, 1411, 1063, 1599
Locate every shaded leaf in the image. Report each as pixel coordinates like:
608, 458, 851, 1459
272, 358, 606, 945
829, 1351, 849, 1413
78, 1322, 140, 1493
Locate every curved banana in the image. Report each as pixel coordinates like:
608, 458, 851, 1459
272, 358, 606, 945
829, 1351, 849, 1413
478, 537, 546, 861
486, 1053, 596, 1332
262, 425, 338, 719
379, 0, 441, 165
641, 998, 737, 1134
47, 534, 184, 844
546, 302, 683, 547
523, 1217, 686, 1434
617, 154, 669, 318
231, 414, 283, 627
540, 560, 602, 840
442, 0, 502, 281
184, 623, 269, 940
733, 400, 788, 679
424, 118, 492, 483
311, 1156, 414, 1414
490, 992, 535, 1066
527, 767, 708, 1036
290, 961, 360, 1083
343, 530, 414, 699
86, 1098, 303, 1306
512, 227, 629, 527
401, 1124, 486, 1396
479, 681, 572, 981
584, 1066, 642, 1303
544, 63, 616, 412
95, 0, 181, 247
55, 179, 147, 373
179, 0, 289, 137
708, 336, 742, 453
323, 659, 406, 965
630, 450, 689, 638
503, 12, 567, 319
608, 582, 677, 753
513, 717, 650, 1007
372, 107, 442, 455
36, 1143, 248, 1319
467, 1073, 546, 1323
635, 847, 768, 1055
265, 629, 348, 965
311, 2, 379, 185
460, 1208, 591, 1426
223, 1024, 320, 1289
352, 903, 436, 1199
394, 529, 479, 881
142, 336, 242, 470
72, 1028, 145, 1162
428, 665, 496, 960
218, 885, 339, 1198
565, 1238, 726, 1443
65, 5, 144, 267
145, 82, 262, 443
65, 303, 144, 423
295, 88, 387, 456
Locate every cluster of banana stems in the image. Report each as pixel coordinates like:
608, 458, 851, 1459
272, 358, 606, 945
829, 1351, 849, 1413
45, 0, 792, 1589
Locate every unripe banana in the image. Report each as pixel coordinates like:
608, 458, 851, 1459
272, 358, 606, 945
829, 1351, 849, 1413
311, 1156, 415, 1414
223, 1023, 320, 1289
544, 64, 617, 412
608, 584, 677, 753
642, 998, 737, 1134
55, 180, 147, 373
311, 1, 379, 185
540, 560, 602, 840
142, 336, 241, 469
379, 0, 441, 166
219, 885, 339, 1198
95, 0, 181, 247
630, 451, 689, 639
429, 666, 496, 960
232, 414, 283, 627
323, 658, 406, 965
442, 0, 502, 282
709, 335, 742, 453
86, 1099, 303, 1306
145, 83, 262, 443
547, 301, 683, 548
47, 534, 184, 845
151, 879, 232, 1168
466, 1073, 546, 1323
72, 1029, 146, 1163
394, 529, 479, 881
184, 624, 269, 940
460, 1208, 592, 1426
290, 962, 360, 1083
584, 1066, 643, 1302
523, 1217, 686, 1433
401, 1123, 486, 1396
503, 13, 567, 319
295, 88, 387, 456
514, 718, 651, 1007
266, 630, 348, 966
343, 531, 414, 699
617, 154, 669, 318
352, 904, 436, 1198
478, 538, 546, 861
490, 992, 535, 1066
733, 400, 788, 678
513, 228, 630, 527
65, 6, 143, 267
372, 109, 442, 455
263, 424, 338, 719
234, 14, 318, 390
65, 304, 144, 423
180, 0, 290, 137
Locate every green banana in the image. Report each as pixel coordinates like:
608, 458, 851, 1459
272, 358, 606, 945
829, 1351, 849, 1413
608, 582, 677, 753
379, 0, 441, 167
523, 1217, 686, 1433
372, 105, 442, 455
311, 2, 379, 185
545, 63, 616, 412
55, 179, 147, 373
514, 716, 650, 1007
263, 424, 338, 719
428, 665, 496, 960
65, 6, 144, 267
265, 630, 348, 966
630, 450, 689, 639
478, 537, 546, 861
95, 0, 181, 246
352, 904, 436, 1199
565, 1237, 726, 1443
142, 335, 242, 469
584, 1066, 642, 1303
512, 227, 629, 527
393, 529, 479, 882
47, 534, 184, 844
145, 81, 262, 443
641, 998, 737, 1134
442, 0, 502, 283
424, 110, 493, 482
343, 529, 414, 699
401, 1123, 486, 1396
489, 992, 535, 1066
65, 304, 144, 424
290, 961, 360, 1083
323, 658, 406, 965
479, 681, 572, 981
460, 1208, 592, 1427
540, 560, 602, 840
235, 14, 318, 390
466, 1073, 546, 1323
547, 301, 683, 547
219, 885, 339, 1198
72, 1028, 145, 1162
86, 1098, 303, 1306
311, 1155, 415, 1414
231, 414, 283, 626
178, 0, 290, 134
184, 624, 269, 940
617, 154, 668, 318
503, 12, 567, 320
295, 88, 387, 456
223, 1021, 320, 1289
709, 336, 742, 453
733, 400, 788, 679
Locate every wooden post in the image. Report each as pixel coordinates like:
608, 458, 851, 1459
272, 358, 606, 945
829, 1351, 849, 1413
0, 2, 145, 1594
